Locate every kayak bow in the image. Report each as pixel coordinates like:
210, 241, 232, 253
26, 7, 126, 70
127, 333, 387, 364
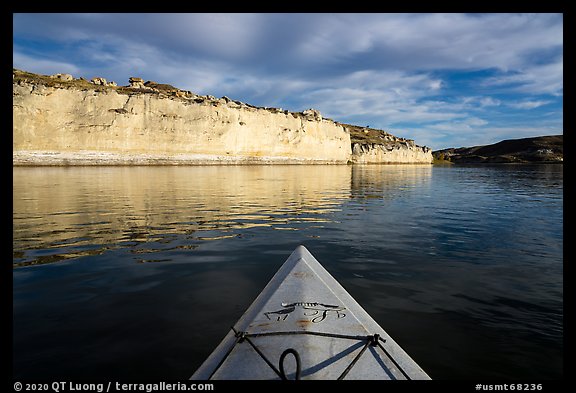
191, 245, 431, 380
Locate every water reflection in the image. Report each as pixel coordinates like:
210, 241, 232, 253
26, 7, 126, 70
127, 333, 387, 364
14, 165, 435, 267
351, 165, 432, 199
14, 166, 337, 266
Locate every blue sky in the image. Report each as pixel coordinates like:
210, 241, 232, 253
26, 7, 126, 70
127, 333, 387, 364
13, 13, 563, 150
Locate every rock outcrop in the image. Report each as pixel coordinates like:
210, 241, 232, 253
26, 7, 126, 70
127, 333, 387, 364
13, 69, 432, 165
50, 73, 73, 82
346, 125, 432, 164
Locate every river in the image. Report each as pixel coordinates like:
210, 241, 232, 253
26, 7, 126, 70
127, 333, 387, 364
12, 164, 563, 380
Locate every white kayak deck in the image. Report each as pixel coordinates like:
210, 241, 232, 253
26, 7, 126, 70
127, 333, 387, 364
191, 245, 431, 380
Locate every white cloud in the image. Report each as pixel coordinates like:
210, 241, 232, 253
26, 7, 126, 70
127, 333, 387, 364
508, 100, 552, 109
14, 13, 563, 71
13, 50, 80, 76
428, 117, 489, 133
300, 70, 460, 123
450, 96, 501, 112
478, 97, 501, 107
295, 13, 562, 71
482, 56, 563, 96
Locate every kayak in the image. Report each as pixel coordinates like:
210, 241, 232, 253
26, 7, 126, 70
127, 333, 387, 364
190, 245, 431, 380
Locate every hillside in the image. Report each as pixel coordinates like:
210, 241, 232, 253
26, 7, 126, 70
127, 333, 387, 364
433, 135, 563, 164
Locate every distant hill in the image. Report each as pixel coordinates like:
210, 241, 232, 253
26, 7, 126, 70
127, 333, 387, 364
433, 135, 563, 164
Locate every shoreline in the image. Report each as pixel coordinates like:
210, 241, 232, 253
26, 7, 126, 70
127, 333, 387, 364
14, 150, 560, 166
13, 150, 434, 166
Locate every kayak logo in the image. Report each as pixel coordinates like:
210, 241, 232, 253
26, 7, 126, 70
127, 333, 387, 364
264, 302, 346, 323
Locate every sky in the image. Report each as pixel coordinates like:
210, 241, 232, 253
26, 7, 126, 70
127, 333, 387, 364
13, 13, 563, 150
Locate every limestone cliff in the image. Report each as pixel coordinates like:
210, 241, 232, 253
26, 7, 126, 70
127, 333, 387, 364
13, 69, 432, 165
346, 124, 432, 164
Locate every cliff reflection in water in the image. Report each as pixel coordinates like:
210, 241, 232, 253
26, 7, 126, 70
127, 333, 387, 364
351, 164, 432, 200
13, 165, 432, 267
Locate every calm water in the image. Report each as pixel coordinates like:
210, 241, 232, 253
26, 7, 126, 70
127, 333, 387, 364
13, 165, 563, 380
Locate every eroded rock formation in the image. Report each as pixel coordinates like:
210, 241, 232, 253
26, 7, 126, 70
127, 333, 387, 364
12, 69, 432, 165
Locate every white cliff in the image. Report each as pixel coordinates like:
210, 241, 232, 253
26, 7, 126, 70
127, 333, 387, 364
12, 69, 432, 165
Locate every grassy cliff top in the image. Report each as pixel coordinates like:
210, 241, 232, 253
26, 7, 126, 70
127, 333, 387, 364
344, 123, 412, 145
14, 68, 100, 89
